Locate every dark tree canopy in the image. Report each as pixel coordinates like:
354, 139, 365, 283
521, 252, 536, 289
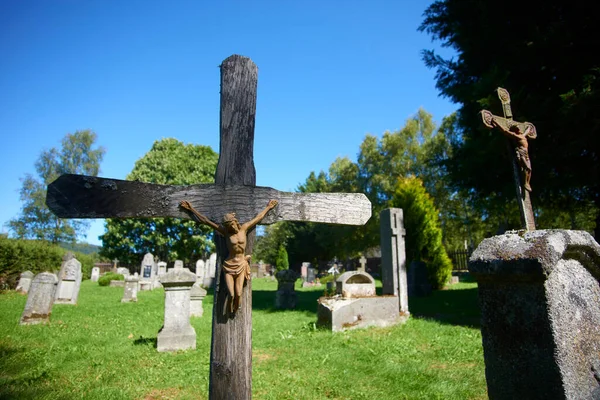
420, 0, 600, 234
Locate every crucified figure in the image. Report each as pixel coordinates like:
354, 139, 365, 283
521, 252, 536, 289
492, 119, 533, 192
179, 199, 278, 313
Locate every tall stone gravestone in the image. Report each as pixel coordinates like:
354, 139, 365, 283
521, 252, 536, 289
195, 259, 206, 283
469, 230, 600, 400
55, 257, 82, 305
307, 267, 316, 283
407, 261, 432, 297
20, 272, 58, 325
139, 252, 156, 291
380, 208, 409, 314
16, 271, 34, 294
203, 253, 217, 288
301, 262, 309, 281
275, 269, 299, 309
157, 265, 197, 352
90, 267, 100, 282
121, 274, 139, 303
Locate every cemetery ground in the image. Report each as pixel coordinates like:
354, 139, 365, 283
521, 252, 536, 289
0, 278, 485, 399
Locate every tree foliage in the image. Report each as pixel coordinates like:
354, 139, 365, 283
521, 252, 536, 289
8, 130, 105, 243
275, 244, 289, 272
99, 138, 218, 265
420, 0, 600, 235
390, 177, 452, 289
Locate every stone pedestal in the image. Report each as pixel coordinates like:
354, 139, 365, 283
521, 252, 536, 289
275, 269, 299, 309
121, 275, 139, 303
380, 208, 409, 314
55, 257, 82, 305
190, 283, 207, 317
469, 230, 600, 400
157, 268, 197, 352
20, 272, 58, 325
16, 271, 34, 294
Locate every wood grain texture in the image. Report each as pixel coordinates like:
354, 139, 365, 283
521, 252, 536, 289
210, 54, 257, 400
45, 174, 371, 225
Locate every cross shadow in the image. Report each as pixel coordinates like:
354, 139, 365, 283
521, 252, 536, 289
409, 286, 481, 329
133, 336, 157, 348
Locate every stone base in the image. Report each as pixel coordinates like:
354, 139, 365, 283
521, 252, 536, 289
20, 313, 51, 325
317, 296, 409, 332
121, 297, 137, 303
109, 280, 125, 288
139, 281, 152, 291
157, 325, 196, 352
275, 289, 297, 309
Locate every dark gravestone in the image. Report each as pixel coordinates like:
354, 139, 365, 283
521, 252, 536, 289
407, 261, 432, 297
307, 267, 316, 283
469, 230, 600, 400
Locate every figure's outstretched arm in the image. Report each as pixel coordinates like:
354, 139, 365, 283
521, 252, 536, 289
242, 200, 278, 230
491, 119, 520, 139
179, 200, 225, 234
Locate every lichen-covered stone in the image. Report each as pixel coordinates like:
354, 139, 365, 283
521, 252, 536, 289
20, 272, 58, 325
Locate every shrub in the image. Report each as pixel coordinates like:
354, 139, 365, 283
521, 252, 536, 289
390, 176, 453, 289
275, 245, 289, 272
98, 273, 124, 287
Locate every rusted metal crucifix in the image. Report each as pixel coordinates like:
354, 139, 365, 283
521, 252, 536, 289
480, 87, 537, 231
46, 55, 371, 399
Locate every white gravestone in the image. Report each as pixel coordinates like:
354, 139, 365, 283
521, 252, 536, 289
196, 259, 206, 283
157, 261, 167, 276
358, 255, 367, 273
204, 253, 217, 287
157, 267, 197, 352
121, 274, 139, 303
16, 271, 34, 293
55, 257, 82, 305
140, 253, 156, 280
174, 260, 184, 269
380, 208, 409, 314
20, 272, 58, 325
116, 267, 130, 276
190, 282, 207, 317
91, 267, 100, 282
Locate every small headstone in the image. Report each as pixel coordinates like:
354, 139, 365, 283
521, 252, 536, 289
190, 283, 207, 317
121, 274, 139, 303
275, 269, 299, 309
157, 261, 167, 276
301, 262, 309, 281
336, 271, 376, 298
15, 271, 34, 294
257, 261, 266, 278
407, 261, 432, 297
195, 259, 206, 282
91, 267, 100, 282
20, 272, 58, 325
174, 260, 184, 269
157, 267, 197, 352
380, 208, 408, 314
140, 252, 156, 280
55, 257, 82, 305
203, 253, 217, 288
307, 267, 316, 283
116, 267, 130, 276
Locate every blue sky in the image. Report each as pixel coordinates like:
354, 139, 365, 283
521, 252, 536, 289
0, 1, 457, 246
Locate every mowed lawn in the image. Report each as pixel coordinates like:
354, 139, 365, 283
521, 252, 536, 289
0, 277, 486, 399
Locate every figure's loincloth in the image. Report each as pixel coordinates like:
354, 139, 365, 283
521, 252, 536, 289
515, 147, 531, 171
223, 255, 251, 280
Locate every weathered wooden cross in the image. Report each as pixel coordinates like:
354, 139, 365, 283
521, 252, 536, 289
480, 87, 537, 230
46, 55, 371, 399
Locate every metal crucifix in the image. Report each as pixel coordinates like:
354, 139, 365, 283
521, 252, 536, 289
46, 55, 371, 399
481, 87, 537, 231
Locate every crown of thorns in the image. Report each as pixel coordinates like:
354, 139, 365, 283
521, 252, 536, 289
222, 213, 237, 224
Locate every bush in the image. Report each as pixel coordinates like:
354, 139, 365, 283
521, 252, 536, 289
0, 237, 99, 289
390, 176, 453, 289
98, 273, 124, 287
275, 245, 289, 272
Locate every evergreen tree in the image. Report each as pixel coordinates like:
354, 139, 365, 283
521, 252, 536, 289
275, 244, 289, 272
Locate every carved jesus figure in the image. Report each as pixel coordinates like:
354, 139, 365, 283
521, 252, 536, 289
179, 199, 278, 313
491, 119, 533, 192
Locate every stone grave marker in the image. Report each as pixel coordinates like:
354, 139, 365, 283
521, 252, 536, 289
157, 267, 197, 352
116, 267, 130, 276
195, 259, 206, 282
157, 261, 167, 276
407, 261, 432, 297
307, 267, 316, 283
190, 283, 207, 317
20, 272, 58, 325
380, 208, 409, 314
45, 55, 371, 398
91, 267, 100, 282
55, 257, 82, 305
121, 274, 139, 303
204, 253, 217, 288
140, 253, 155, 281
358, 255, 367, 273
16, 271, 34, 294
275, 269, 299, 309
301, 262, 309, 281
469, 229, 600, 399
174, 260, 184, 269
257, 260, 266, 278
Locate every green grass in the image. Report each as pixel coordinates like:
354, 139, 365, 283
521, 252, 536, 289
0, 278, 486, 399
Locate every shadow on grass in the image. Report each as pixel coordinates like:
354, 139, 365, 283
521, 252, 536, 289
251, 289, 322, 315
0, 341, 54, 399
133, 336, 157, 348
409, 286, 481, 329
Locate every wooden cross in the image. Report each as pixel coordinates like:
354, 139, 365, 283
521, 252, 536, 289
480, 87, 537, 231
45, 55, 371, 399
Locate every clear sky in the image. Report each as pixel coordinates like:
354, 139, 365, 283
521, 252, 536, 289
0, 0, 457, 246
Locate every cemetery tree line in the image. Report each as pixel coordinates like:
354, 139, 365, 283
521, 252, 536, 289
419, 0, 600, 235
99, 138, 218, 265
8, 130, 105, 244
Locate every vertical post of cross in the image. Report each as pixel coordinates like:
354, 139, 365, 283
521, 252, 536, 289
208, 55, 257, 400
380, 208, 408, 314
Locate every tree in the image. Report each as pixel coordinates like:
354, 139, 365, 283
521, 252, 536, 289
253, 222, 290, 265
275, 244, 289, 272
420, 0, 600, 235
8, 130, 105, 243
99, 138, 218, 265
390, 176, 452, 289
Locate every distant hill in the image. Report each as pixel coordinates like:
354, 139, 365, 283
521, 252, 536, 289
58, 241, 102, 255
